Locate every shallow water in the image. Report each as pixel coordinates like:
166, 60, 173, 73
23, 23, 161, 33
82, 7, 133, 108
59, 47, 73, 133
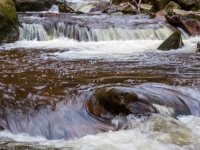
0, 12, 200, 149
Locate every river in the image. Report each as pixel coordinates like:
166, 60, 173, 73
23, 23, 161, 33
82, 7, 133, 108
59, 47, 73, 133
0, 4, 200, 150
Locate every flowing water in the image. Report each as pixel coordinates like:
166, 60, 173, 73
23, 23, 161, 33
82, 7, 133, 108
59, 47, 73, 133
0, 10, 200, 149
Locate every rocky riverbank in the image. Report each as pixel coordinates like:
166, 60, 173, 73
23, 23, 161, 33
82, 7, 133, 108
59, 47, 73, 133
0, 0, 19, 43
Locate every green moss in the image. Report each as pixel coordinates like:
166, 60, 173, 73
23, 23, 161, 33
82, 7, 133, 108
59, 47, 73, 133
0, 0, 18, 24
0, 0, 19, 43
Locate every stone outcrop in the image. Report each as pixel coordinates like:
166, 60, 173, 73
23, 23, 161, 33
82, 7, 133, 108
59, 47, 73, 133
157, 30, 184, 50
0, 0, 19, 43
166, 10, 200, 36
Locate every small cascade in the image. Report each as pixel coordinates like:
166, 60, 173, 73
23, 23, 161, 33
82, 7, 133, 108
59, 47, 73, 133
48, 4, 59, 13
19, 22, 187, 42
19, 23, 49, 41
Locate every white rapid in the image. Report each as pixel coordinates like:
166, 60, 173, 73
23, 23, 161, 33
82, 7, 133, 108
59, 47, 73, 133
0, 115, 200, 150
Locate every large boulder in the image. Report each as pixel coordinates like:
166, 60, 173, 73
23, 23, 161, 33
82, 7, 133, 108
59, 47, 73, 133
157, 30, 184, 50
166, 10, 200, 36
0, 0, 19, 43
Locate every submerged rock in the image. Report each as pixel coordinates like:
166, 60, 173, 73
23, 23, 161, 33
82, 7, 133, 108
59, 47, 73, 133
157, 30, 184, 50
90, 87, 157, 117
0, 0, 19, 43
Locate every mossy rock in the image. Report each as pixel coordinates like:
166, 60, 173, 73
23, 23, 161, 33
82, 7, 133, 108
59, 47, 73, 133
157, 30, 184, 50
122, 8, 137, 14
0, 0, 19, 43
165, 1, 181, 15
140, 3, 154, 13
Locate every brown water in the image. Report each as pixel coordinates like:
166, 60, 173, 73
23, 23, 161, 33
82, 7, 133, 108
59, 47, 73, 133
0, 47, 200, 140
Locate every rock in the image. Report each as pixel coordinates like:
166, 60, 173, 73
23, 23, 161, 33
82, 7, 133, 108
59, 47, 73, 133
112, 0, 137, 6
166, 11, 200, 36
197, 42, 200, 52
140, 3, 153, 13
140, 0, 171, 12
0, 0, 19, 43
104, 2, 138, 14
57, 3, 74, 13
90, 2, 110, 13
155, 10, 166, 20
175, 0, 196, 10
157, 30, 184, 50
94, 87, 157, 116
16, 0, 53, 11
16, 0, 74, 12
165, 1, 181, 15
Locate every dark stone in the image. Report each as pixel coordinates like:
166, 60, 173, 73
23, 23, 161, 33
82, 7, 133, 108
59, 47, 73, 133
157, 30, 184, 50
95, 87, 157, 116
0, 0, 19, 43
175, 0, 196, 10
197, 42, 200, 52
16, 0, 51, 11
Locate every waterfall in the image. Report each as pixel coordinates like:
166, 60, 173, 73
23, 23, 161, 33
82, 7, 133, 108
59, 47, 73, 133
19, 22, 189, 42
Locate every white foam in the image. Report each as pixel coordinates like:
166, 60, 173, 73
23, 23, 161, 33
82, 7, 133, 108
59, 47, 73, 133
1, 115, 200, 150
0, 36, 198, 60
